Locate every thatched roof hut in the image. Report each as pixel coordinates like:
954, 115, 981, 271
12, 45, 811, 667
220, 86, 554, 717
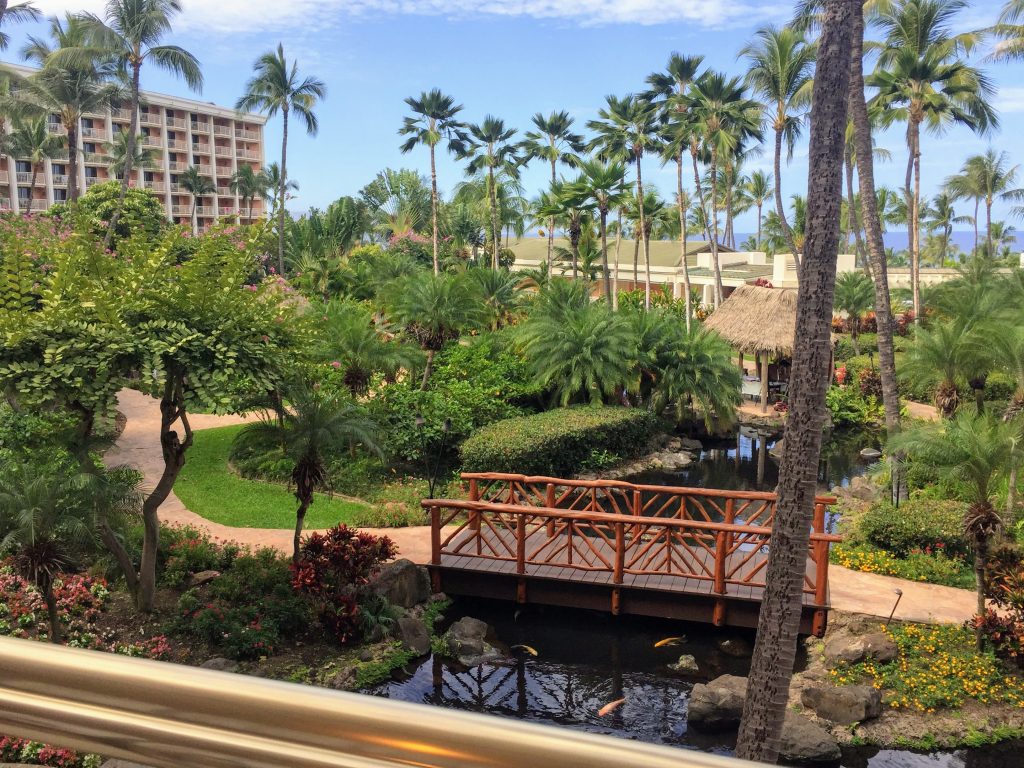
704, 285, 798, 357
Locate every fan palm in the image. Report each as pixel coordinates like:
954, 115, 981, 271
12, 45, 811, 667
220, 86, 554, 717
833, 271, 875, 354
399, 89, 466, 275
573, 158, 629, 301
230, 164, 266, 220
103, 129, 157, 179
0, 1, 39, 50
945, 150, 1022, 258
235, 381, 380, 563
237, 44, 326, 275
532, 179, 591, 281
360, 167, 432, 240
520, 110, 585, 268
0, 115, 66, 211
178, 165, 214, 233
741, 25, 814, 268
461, 116, 521, 269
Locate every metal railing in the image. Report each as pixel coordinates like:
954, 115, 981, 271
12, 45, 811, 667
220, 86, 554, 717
0, 197, 10, 209
192, 142, 212, 154
167, 116, 187, 130
213, 124, 231, 137
235, 128, 259, 140
140, 112, 162, 126
237, 148, 260, 160
85, 176, 104, 187
51, 174, 68, 186
0, 637, 751, 768
110, 108, 132, 121
192, 121, 211, 132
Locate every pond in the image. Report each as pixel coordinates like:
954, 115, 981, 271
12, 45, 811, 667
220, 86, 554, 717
363, 598, 1021, 768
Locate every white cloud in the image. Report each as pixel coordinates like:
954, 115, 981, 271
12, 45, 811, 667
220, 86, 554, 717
998, 87, 1024, 114
33, 0, 786, 34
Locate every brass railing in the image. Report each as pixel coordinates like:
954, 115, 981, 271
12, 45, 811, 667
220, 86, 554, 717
0, 636, 756, 768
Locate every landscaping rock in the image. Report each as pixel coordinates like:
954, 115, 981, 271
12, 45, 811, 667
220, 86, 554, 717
188, 570, 220, 588
445, 616, 489, 657
687, 674, 748, 730
456, 648, 505, 667
859, 447, 882, 460
328, 667, 356, 690
824, 632, 897, 665
369, 559, 430, 609
801, 684, 882, 725
396, 617, 431, 656
717, 637, 752, 658
200, 657, 239, 673
779, 712, 842, 764
679, 437, 703, 452
669, 654, 699, 674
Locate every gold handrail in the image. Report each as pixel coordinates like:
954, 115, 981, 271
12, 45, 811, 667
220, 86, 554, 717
0, 636, 758, 768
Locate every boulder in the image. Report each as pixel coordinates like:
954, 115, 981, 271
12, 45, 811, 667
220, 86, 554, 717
665, 437, 683, 451
779, 712, 842, 764
859, 447, 883, 460
444, 616, 489, 658
199, 657, 239, 673
328, 667, 356, 690
679, 437, 703, 452
369, 559, 431, 609
824, 632, 898, 665
188, 570, 220, 588
801, 684, 882, 725
687, 674, 748, 730
669, 654, 699, 674
717, 637, 752, 658
396, 617, 431, 656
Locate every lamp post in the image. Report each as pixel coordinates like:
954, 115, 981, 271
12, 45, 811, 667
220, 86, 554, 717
416, 414, 451, 499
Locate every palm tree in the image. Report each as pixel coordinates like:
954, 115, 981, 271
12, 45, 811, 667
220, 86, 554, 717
237, 44, 326, 275
103, 129, 157, 179
467, 268, 526, 331
520, 111, 585, 269
235, 380, 380, 563
533, 179, 590, 281
0, 466, 95, 643
260, 161, 296, 211
461, 116, 521, 269
889, 411, 1019, 644
904, 318, 988, 417
0, 115, 65, 212
0, 2, 38, 50
399, 89, 466, 275
990, 0, 1024, 62
573, 158, 629, 302
70, 0, 201, 245
19, 14, 122, 201
869, 0, 998, 323
361, 167, 432, 239
741, 25, 815, 269
945, 150, 1022, 258
588, 95, 660, 307
179, 165, 214, 233
833, 271, 875, 354
229, 164, 264, 220
923, 190, 969, 267
745, 170, 774, 248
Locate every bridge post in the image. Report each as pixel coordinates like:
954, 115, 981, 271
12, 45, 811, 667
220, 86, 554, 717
429, 505, 442, 592
812, 502, 830, 637
713, 499, 734, 627
516, 513, 526, 576
631, 489, 642, 539
546, 483, 556, 537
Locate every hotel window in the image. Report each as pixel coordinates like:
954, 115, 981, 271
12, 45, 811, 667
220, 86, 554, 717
52, 164, 66, 176
83, 142, 96, 154
17, 187, 30, 201
53, 189, 67, 202
15, 160, 30, 174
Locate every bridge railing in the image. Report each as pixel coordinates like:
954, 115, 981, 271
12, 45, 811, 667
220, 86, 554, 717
0, 636, 760, 768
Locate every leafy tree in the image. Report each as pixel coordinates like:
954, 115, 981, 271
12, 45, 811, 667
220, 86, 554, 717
179, 165, 215, 232
461, 116, 521, 269
237, 43, 326, 275
235, 380, 379, 563
50, 179, 168, 244
399, 89, 466, 275
833, 271, 874, 354
0, 115, 66, 209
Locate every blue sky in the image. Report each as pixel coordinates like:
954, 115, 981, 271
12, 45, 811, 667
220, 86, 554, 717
17, 0, 1024, 241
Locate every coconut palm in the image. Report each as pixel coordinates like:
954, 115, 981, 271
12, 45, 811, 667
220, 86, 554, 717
923, 191, 970, 267
520, 111, 585, 268
0, 115, 66, 211
260, 161, 297, 210
103, 129, 157, 179
178, 165, 214, 233
461, 116, 521, 269
230, 164, 266, 220
0, 2, 38, 50
235, 381, 379, 563
587, 95, 660, 307
741, 25, 815, 268
399, 89, 466, 275
237, 44, 326, 275
989, 0, 1024, 62
869, 0, 998, 322
573, 158, 629, 302
945, 150, 1023, 258
833, 271, 875, 354
745, 170, 774, 248
889, 411, 1020, 644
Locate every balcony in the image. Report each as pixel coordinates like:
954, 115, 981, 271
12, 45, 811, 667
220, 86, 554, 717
0, 197, 10, 210
83, 152, 105, 164
237, 148, 260, 160
191, 120, 211, 132
213, 124, 232, 137
139, 112, 162, 126
81, 126, 107, 139
111, 107, 132, 121
47, 122, 66, 135
167, 116, 187, 130
51, 150, 69, 162
82, 109, 105, 119
214, 145, 232, 158
15, 172, 33, 184
27, 199, 47, 211
195, 205, 215, 216
167, 161, 189, 172
85, 176, 104, 187
196, 164, 214, 175
191, 142, 211, 155
0, 171, 7, 184
168, 139, 187, 150
216, 166, 233, 177
142, 135, 163, 147
216, 186, 233, 195
218, 205, 236, 216
142, 181, 166, 193
168, 182, 183, 192
51, 174, 68, 186
172, 204, 191, 216
235, 127, 259, 140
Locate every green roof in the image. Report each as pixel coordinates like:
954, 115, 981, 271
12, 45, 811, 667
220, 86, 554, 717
509, 237, 733, 269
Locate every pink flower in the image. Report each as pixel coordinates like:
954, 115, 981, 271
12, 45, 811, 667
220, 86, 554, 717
330, 361, 341, 369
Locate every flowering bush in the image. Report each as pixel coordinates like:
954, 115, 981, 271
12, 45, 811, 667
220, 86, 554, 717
0, 736, 97, 767
292, 525, 397, 644
0, 565, 108, 642
830, 543, 972, 588
160, 524, 242, 587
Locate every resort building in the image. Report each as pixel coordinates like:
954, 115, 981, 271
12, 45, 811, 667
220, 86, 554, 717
0, 63, 267, 231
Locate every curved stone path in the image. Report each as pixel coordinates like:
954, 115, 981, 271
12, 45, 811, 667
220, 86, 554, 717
107, 388, 975, 624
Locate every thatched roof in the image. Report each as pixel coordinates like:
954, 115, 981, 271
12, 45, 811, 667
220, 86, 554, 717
703, 285, 798, 357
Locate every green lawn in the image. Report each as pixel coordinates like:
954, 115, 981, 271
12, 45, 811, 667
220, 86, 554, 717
175, 424, 370, 529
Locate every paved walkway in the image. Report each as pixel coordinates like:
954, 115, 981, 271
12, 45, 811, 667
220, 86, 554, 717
107, 388, 976, 624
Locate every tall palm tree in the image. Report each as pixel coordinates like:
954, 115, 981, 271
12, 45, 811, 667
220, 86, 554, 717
945, 150, 1022, 258
573, 158, 629, 301
532, 179, 591, 281
1, 115, 66, 211
745, 170, 774, 248
229, 164, 264, 220
103, 129, 157, 179
741, 24, 815, 270
71, 0, 201, 245
588, 95, 660, 307
0, 1, 38, 51
989, 0, 1024, 62
179, 165, 213, 233
520, 111, 585, 269
399, 89, 466, 275
461, 116, 521, 269
869, 0, 998, 322
833, 271, 875, 354
260, 161, 296, 211
237, 44, 326, 275
924, 190, 970, 267
235, 380, 380, 563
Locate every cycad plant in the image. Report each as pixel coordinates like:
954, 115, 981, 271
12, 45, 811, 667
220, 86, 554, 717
903, 317, 988, 417
235, 380, 380, 563
467, 268, 525, 331
833, 271, 875, 355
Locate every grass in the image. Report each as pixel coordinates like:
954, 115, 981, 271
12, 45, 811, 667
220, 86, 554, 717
175, 424, 370, 529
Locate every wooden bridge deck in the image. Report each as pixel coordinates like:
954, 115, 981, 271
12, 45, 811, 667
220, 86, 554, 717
425, 474, 839, 636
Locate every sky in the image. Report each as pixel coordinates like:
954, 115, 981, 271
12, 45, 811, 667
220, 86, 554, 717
11, 0, 1024, 245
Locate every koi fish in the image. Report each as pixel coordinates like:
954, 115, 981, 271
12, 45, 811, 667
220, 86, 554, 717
511, 644, 538, 657
598, 698, 627, 717
654, 636, 686, 648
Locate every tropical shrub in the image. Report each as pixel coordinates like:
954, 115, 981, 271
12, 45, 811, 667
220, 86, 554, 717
0, 565, 108, 643
825, 385, 884, 429
859, 498, 969, 557
49, 180, 168, 245
977, 546, 1024, 665
0, 736, 97, 768
830, 543, 972, 588
460, 406, 656, 476
160, 524, 242, 587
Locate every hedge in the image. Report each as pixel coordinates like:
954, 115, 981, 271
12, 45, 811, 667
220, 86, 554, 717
460, 406, 656, 477
859, 497, 969, 558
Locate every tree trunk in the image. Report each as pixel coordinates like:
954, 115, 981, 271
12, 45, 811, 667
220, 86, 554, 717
278, 107, 289, 276
613, 209, 622, 309
26, 165, 38, 216
973, 198, 980, 255
247, 196, 253, 221
1008, 462, 1019, 524
735, 2, 854, 761
845, 145, 868, 275
293, 500, 309, 565
67, 120, 80, 202
709, 149, 724, 307
548, 158, 556, 271
974, 539, 988, 650
757, 201, 763, 248
429, 144, 440, 275
985, 199, 993, 259
420, 349, 435, 390
691, 145, 714, 245
100, 521, 138, 597
632, 233, 639, 288
600, 208, 611, 301
104, 58, 141, 249
912, 122, 922, 318
774, 123, 801, 272
191, 196, 198, 234
635, 155, 650, 309
488, 166, 500, 269
677, 153, 692, 330
44, 585, 61, 644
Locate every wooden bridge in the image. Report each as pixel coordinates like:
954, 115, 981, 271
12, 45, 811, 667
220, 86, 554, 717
423, 473, 840, 636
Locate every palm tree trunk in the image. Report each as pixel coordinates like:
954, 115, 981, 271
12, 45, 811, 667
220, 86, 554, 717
709, 149, 724, 307
247, 196, 253, 220
44, 585, 61, 644
26, 165, 38, 216
973, 198, 980, 255
278, 108, 289, 276
774, 124, 801, 272
632, 233, 640, 288
845, 145, 869, 276
67, 120, 80, 202
904, 125, 919, 323
429, 144, 440, 275
191, 197, 198, 235
912, 122, 922, 320
1008, 462, 1019, 524
985, 199, 993, 259
636, 156, 650, 309
756, 201, 763, 248
736, 4, 854, 761
293, 500, 309, 565
974, 538, 988, 650
488, 166, 500, 269
677, 154, 692, 330
691, 145, 713, 244
420, 349, 435, 390
104, 58, 142, 249
549, 158, 557, 271
600, 208, 611, 301
613, 209, 622, 309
